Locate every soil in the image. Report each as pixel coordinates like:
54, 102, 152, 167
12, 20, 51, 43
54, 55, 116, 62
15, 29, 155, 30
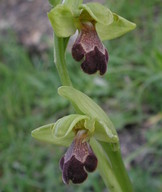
0, 0, 105, 51
0, 0, 52, 51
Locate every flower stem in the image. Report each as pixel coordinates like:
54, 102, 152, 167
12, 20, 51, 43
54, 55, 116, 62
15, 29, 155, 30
54, 33, 72, 86
90, 138, 133, 192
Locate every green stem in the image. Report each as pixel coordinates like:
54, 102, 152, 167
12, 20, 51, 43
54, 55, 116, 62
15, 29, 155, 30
90, 138, 133, 192
54, 33, 72, 86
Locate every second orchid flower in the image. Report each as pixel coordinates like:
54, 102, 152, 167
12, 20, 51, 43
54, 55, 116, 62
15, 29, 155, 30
32, 86, 118, 184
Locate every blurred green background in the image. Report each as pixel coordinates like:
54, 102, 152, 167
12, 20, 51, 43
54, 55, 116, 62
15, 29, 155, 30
0, 0, 162, 191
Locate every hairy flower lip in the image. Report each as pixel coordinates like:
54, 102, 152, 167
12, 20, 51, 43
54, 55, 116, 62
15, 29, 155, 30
81, 46, 108, 75
72, 22, 108, 75
60, 130, 98, 184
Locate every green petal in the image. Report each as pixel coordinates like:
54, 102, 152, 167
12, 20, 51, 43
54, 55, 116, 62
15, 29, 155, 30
53, 114, 89, 146
96, 13, 136, 41
58, 86, 118, 143
79, 3, 113, 25
64, 0, 83, 15
32, 114, 89, 146
48, 4, 76, 37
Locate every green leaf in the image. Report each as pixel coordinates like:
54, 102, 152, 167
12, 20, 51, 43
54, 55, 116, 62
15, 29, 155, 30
58, 86, 118, 143
48, 4, 76, 37
79, 3, 113, 25
96, 13, 136, 41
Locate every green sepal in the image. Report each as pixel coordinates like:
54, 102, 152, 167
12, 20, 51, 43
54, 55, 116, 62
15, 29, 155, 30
96, 13, 136, 41
48, 4, 77, 37
64, 0, 83, 15
31, 123, 55, 144
32, 86, 119, 146
58, 86, 118, 143
32, 114, 88, 146
95, 120, 118, 143
48, 0, 61, 7
79, 3, 113, 25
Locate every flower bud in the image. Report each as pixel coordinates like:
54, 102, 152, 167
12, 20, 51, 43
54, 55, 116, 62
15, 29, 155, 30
72, 22, 108, 75
59, 130, 97, 184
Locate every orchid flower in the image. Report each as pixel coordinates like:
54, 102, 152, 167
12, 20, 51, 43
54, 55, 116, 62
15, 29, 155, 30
48, 0, 136, 75
32, 86, 118, 184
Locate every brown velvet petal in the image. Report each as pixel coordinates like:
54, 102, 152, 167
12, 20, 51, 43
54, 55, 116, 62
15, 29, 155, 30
84, 154, 98, 172
81, 50, 98, 74
59, 156, 64, 171
72, 43, 85, 62
97, 49, 108, 75
62, 156, 88, 184
81, 47, 108, 75
105, 49, 109, 62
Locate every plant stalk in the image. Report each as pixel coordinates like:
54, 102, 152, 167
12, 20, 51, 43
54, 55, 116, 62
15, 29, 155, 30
91, 138, 133, 192
54, 33, 72, 86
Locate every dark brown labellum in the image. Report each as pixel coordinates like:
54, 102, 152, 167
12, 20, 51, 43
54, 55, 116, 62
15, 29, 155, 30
72, 22, 108, 75
59, 131, 98, 184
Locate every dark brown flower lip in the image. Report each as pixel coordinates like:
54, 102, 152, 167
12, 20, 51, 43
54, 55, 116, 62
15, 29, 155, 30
72, 22, 108, 75
59, 130, 98, 184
